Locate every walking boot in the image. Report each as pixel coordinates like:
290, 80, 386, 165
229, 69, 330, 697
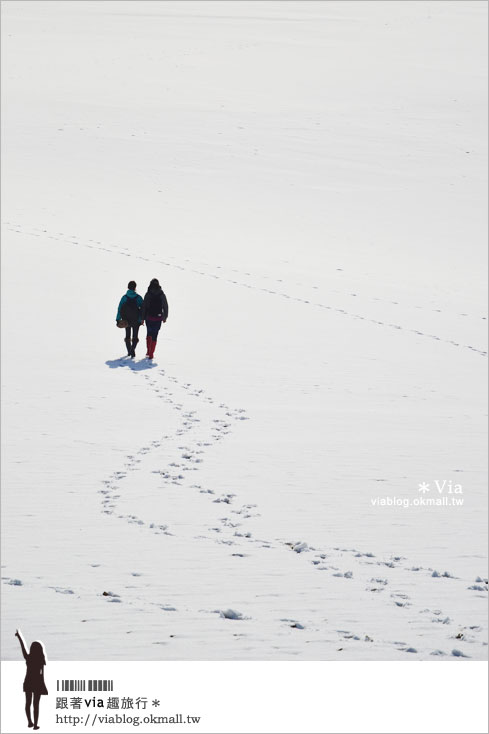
146, 335, 151, 356
130, 338, 139, 358
124, 337, 132, 356
148, 337, 157, 360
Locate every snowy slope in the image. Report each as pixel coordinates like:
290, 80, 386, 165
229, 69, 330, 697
1, 0, 487, 661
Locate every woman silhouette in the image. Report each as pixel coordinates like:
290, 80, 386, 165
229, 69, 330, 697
15, 629, 48, 730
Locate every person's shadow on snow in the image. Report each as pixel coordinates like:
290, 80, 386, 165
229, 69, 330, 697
105, 357, 157, 371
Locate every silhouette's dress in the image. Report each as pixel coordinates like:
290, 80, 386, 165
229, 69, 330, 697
23, 658, 48, 695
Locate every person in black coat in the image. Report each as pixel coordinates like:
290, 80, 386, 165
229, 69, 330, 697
142, 278, 169, 360
15, 629, 48, 730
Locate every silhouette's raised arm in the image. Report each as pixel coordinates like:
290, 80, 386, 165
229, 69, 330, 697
15, 629, 28, 660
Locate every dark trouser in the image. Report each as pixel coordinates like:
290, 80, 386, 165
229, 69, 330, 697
125, 324, 140, 341
146, 320, 162, 341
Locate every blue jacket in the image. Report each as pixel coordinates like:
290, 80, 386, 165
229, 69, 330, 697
116, 290, 144, 324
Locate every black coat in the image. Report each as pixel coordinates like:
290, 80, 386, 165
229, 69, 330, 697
142, 286, 169, 321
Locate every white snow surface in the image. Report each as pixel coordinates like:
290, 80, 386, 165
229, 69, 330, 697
1, 0, 487, 660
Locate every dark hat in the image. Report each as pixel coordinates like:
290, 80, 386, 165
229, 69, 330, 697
128, 280, 137, 290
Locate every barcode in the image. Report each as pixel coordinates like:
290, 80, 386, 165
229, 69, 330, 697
57, 680, 114, 692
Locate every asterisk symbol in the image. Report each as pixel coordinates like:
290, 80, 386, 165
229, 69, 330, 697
152, 699, 160, 707
418, 482, 430, 493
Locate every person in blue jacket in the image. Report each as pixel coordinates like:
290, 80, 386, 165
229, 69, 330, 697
116, 280, 144, 357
